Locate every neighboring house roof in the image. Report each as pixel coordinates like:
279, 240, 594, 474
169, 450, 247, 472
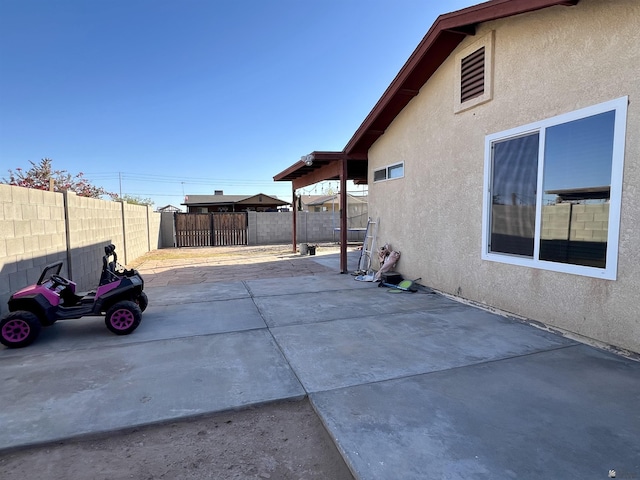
182, 193, 288, 207
274, 0, 579, 186
306, 195, 338, 207
546, 186, 611, 202
157, 204, 182, 212
301, 195, 331, 206
304, 193, 368, 207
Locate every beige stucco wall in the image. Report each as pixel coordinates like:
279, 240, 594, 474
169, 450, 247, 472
368, 0, 640, 353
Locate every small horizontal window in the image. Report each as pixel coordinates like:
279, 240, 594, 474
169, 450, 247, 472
374, 162, 404, 183
373, 169, 387, 182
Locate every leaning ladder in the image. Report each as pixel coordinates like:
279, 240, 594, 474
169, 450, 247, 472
356, 217, 378, 274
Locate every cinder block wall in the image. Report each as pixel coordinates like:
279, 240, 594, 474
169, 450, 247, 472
122, 203, 156, 265
1, 185, 162, 315
0, 185, 67, 308
541, 203, 609, 241
247, 211, 343, 245
65, 192, 125, 290
297, 211, 337, 243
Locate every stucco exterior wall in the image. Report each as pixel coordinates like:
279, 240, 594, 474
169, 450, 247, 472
368, 0, 640, 352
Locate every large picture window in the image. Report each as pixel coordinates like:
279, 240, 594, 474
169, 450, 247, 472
482, 97, 628, 280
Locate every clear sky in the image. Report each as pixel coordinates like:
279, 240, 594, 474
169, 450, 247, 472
0, 0, 479, 209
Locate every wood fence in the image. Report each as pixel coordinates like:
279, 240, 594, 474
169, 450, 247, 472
174, 213, 248, 247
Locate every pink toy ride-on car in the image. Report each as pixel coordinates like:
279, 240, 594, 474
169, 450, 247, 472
0, 244, 147, 348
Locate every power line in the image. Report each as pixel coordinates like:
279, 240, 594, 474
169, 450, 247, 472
83, 171, 281, 185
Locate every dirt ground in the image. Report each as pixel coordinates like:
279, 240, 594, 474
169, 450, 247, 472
0, 399, 354, 480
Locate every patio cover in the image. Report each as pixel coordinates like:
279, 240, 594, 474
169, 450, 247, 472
273, 151, 367, 273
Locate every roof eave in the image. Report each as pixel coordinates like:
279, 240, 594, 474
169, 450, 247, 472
273, 151, 346, 183
344, 0, 579, 156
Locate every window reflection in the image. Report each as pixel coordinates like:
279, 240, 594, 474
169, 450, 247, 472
388, 163, 404, 179
490, 133, 539, 256
539, 111, 615, 267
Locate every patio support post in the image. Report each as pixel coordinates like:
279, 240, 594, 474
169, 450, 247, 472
340, 158, 348, 273
292, 183, 297, 253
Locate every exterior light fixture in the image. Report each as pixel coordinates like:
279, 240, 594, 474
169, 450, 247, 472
302, 154, 314, 166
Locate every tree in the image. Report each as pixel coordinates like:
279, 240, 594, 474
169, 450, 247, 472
113, 194, 154, 206
3, 158, 113, 199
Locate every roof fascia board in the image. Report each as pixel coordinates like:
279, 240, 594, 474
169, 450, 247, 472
274, 151, 345, 182
344, 29, 467, 153
344, 0, 579, 155
238, 194, 287, 204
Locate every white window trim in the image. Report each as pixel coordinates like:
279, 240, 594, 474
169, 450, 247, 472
481, 96, 628, 280
373, 162, 405, 183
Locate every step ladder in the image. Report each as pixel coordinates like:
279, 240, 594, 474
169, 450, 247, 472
356, 217, 378, 275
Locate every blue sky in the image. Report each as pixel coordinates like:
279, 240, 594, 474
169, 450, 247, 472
0, 0, 479, 208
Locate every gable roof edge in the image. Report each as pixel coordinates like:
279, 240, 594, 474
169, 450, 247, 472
344, 0, 580, 157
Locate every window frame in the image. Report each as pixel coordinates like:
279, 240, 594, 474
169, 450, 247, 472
481, 96, 628, 280
373, 162, 405, 183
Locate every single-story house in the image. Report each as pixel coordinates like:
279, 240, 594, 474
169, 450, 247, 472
274, 0, 640, 354
301, 195, 336, 212
156, 204, 182, 213
302, 193, 367, 215
304, 193, 369, 241
182, 191, 289, 213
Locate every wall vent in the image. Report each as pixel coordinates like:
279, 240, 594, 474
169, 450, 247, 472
460, 46, 485, 103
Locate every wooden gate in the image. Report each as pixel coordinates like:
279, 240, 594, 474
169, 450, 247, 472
174, 212, 248, 247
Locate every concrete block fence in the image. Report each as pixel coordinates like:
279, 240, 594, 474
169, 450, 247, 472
160, 211, 367, 248
1, 185, 370, 317
248, 211, 337, 245
0, 184, 161, 316
247, 211, 366, 245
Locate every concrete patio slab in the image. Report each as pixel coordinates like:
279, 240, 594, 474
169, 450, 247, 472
245, 272, 374, 297
141, 257, 337, 288
0, 330, 304, 450
0, 297, 266, 359
255, 286, 461, 327
271, 306, 576, 392
1, 246, 638, 480
310, 344, 640, 480
145, 281, 251, 306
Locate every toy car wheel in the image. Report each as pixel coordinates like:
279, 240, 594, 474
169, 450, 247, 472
135, 292, 148, 312
0, 311, 41, 348
105, 301, 142, 335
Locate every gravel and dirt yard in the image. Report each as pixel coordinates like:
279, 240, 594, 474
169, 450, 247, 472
0, 399, 354, 480
0, 245, 356, 480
